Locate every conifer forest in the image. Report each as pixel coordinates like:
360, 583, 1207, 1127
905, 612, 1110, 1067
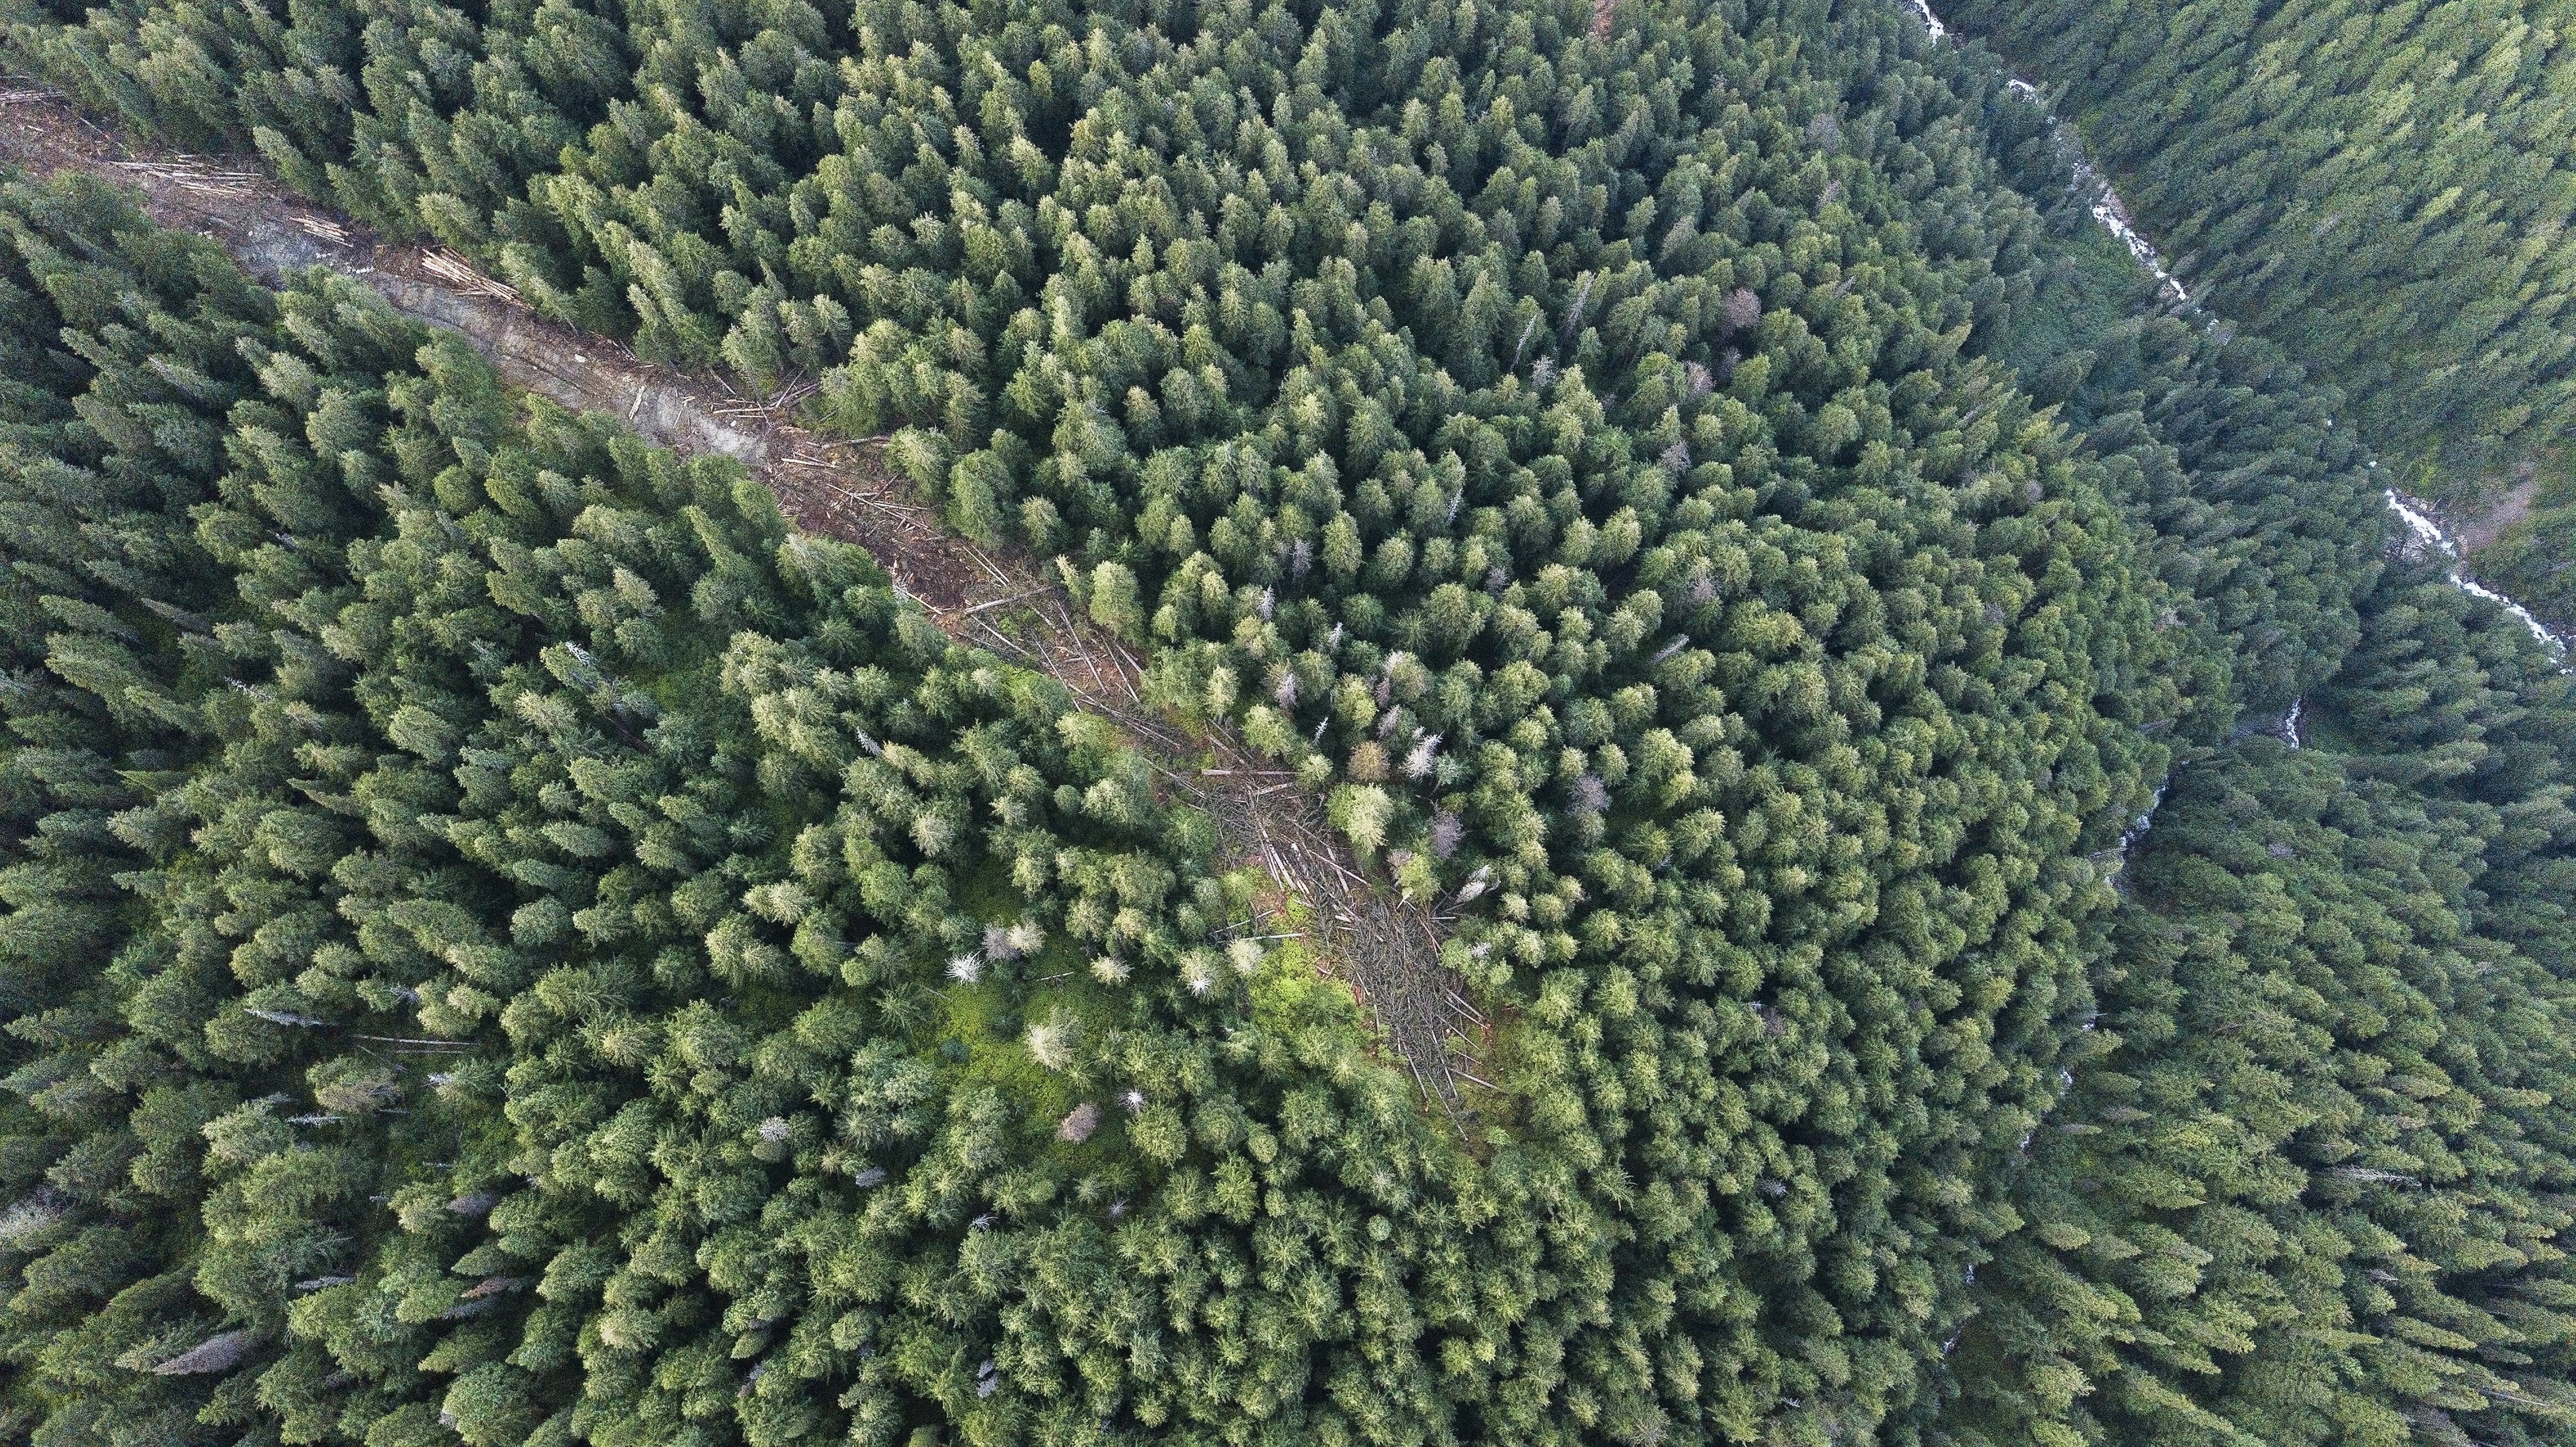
0, 0, 2571, 1442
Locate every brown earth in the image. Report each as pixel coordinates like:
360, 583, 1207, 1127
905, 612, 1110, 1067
0, 86, 1489, 1125
2452, 466, 2540, 556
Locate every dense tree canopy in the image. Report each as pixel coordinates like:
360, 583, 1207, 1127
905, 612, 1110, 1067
2, 0, 2576, 1442
0, 174, 1618, 1447
6, 0, 2206, 1432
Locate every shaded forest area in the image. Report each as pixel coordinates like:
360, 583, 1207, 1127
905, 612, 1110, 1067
1944, 0, 2576, 625
0, 0, 2573, 1443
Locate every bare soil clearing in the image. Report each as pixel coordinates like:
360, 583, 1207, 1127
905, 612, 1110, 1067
0, 87, 1487, 1124
2452, 467, 2540, 557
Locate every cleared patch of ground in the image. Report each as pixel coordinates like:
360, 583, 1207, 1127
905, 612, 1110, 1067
2454, 467, 2541, 556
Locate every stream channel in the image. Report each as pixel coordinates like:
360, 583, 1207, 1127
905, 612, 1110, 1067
1896, 0, 2570, 878
1903, 0, 2566, 661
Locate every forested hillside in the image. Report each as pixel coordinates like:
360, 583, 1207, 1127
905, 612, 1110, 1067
1938, 0, 2576, 611
5, 0, 2209, 1434
1949, 567, 2576, 1446
2, 0, 2576, 1442
0, 171, 1585, 1447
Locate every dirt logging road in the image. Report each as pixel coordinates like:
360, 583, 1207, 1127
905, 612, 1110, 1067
0, 87, 1491, 1126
